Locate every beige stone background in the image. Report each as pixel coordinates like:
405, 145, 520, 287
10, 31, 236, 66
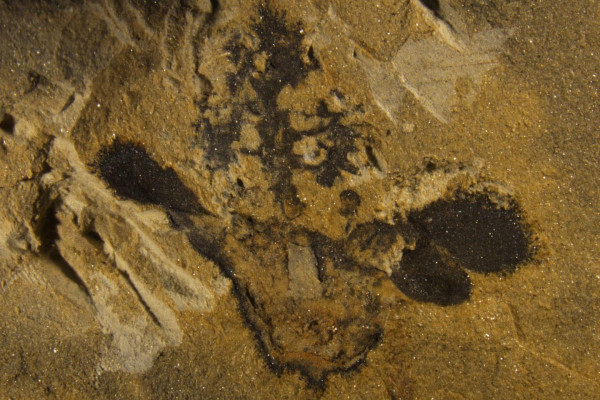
0, 0, 599, 398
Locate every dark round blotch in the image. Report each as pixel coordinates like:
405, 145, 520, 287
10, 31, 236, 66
95, 139, 204, 214
339, 189, 361, 216
410, 192, 532, 273
391, 241, 471, 306
0, 113, 15, 134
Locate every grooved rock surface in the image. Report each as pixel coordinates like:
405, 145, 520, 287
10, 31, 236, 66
1, 0, 599, 398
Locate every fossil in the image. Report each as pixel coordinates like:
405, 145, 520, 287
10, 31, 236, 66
29, 0, 535, 387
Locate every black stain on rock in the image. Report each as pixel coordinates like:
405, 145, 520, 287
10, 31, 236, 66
95, 139, 204, 214
200, 4, 320, 169
391, 239, 471, 306
309, 114, 361, 187
392, 190, 534, 306
409, 191, 532, 274
249, 5, 319, 100
0, 113, 15, 134
224, 32, 245, 66
196, 2, 368, 202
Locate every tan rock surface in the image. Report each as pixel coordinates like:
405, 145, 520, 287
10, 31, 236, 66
0, 0, 598, 398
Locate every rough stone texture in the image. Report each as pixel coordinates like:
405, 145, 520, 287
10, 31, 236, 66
0, 0, 599, 398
